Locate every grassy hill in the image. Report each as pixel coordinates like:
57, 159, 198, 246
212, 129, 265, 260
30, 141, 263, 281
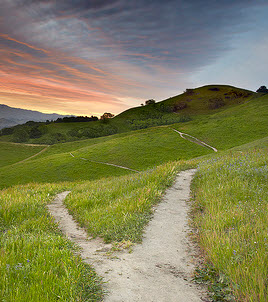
0, 127, 211, 189
117, 84, 254, 119
0, 84, 268, 301
0, 142, 46, 168
0, 85, 266, 189
0, 85, 258, 145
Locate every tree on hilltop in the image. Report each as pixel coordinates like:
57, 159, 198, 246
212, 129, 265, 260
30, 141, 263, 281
100, 112, 114, 119
256, 86, 268, 93
145, 99, 156, 105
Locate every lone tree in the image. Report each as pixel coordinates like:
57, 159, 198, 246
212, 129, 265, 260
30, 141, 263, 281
100, 112, 114, 120
256, 86, 268, 93
145, 99, 156, 105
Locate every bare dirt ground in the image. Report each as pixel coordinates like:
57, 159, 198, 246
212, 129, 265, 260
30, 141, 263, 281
172, 129, 218, 152
48, 169, 207, 301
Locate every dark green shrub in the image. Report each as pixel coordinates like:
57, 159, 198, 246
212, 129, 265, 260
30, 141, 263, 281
208, 98, 225, 109
13, 128, 30, 143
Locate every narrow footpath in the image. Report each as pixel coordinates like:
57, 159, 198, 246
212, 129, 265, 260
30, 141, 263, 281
10, 145, 49, 166
70, 152, 139, 172
172, 129, 218, 152
48, 169, 207, 301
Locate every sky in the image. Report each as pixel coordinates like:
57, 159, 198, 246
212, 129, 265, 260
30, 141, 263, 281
0, 0, 267, 117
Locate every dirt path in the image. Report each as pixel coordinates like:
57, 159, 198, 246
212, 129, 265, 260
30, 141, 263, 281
6, 142, 48, 147
48, 169, 206, 301
10, 146, 49, 166
172, 128, 218, 152
69, 152, 139, 173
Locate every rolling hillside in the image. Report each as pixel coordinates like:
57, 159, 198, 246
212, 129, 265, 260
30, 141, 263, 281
0, 84, 267, 301
0, 85, 261, 144
0, 84, 267, 189
0, 142, 46, 168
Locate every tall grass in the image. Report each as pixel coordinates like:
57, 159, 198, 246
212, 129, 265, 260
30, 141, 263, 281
0, 159, 197, 299
64, 160, 197, 243
192, 148, 268, 301
0, 184, 102, 301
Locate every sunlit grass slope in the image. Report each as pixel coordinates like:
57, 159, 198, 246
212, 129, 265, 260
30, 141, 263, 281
0, 127, 211, 189
26, 92, 268, 163
31, 131, 142, 160
230, 136, 268, 151
1, 89, 268, 188
1, 89, 267, 189
173, 93, 268, 150
0, 142, 45, 168
38, 85, 257, 143
117, 84, 254, 120
0, 154, 132, 189
72, 127, 209, 170
192, 147, 268, 301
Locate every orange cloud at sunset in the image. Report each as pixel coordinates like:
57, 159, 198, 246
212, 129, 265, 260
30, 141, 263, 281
0, 0, 267, 117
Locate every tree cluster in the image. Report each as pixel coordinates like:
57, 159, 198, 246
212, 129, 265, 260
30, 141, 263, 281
55, 116, 98, 123
127, 115, 191, 130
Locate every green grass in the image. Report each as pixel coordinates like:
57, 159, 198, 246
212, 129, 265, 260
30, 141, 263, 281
0, 154, 132, 189
0, 127, 211, 189
230, 136, 268, 151
72, 127, 209, 170
173, 93, 268, 150
192, 147, 268, 301
0, 183, 103, 301
1, 136, 267, 300
117, 85, 254, 119
30, 131, 144, 160
0, 142, 45, 168
1, 84, 267, 300
0, 85, 258, 145
0, 159, 197, 300
64, 160, 197, 243
1, 91, 267, 188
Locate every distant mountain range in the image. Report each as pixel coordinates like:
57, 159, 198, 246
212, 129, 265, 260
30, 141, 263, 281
0, 104, 72, 129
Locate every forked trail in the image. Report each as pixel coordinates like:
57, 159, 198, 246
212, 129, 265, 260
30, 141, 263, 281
48, 169, 206, 301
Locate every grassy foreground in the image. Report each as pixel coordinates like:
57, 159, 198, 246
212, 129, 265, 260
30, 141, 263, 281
192, 147, 268, 301
1, 129, 267, 301
0, 160, 196, 301
0, 183, 103, 301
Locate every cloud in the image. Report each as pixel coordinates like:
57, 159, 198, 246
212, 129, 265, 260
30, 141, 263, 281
0, 0, 268, 114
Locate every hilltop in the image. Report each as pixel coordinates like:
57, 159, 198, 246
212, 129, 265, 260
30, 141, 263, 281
0, 84, 260, 144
